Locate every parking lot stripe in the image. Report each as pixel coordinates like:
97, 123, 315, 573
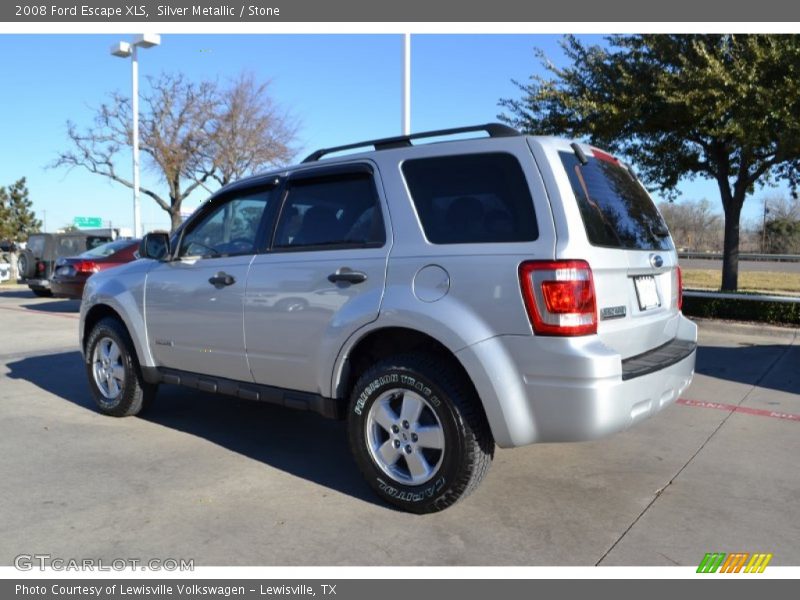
678, 398, 800, 422
0, 305, 79, 320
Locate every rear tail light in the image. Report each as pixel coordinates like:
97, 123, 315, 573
673, 266, 683, 311
519, 260, 597, 336
74, 260, 99, 274
36, 261, 45, 273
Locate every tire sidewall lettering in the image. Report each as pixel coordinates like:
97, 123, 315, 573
376, 476, 446, 503
353, 373, 441, 417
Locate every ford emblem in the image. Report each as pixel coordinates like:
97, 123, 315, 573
650, 254, 664, 268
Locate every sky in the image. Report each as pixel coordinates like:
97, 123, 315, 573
0, 33, 784, 234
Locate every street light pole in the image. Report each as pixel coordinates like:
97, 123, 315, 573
110, 34, 160, 238
402, 33, 411, 135
131, 43, 141, 239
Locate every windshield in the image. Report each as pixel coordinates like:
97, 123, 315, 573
79, 239, 135, 258
560, 151, 672, 251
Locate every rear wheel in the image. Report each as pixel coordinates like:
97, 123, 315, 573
31, 288, 52, 297
347, 353, 493, 513
84, 317, 156, 416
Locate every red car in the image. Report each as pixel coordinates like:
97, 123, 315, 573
51, 239, 140, 299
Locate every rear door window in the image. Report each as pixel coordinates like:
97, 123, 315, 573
560, 151, 672, 250
402, 153, 538, 244
273, 172, 385, 250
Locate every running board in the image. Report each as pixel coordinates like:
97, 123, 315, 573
142, 366, 344, 419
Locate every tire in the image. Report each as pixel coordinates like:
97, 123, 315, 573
84, 317, 157, 417
31, 288, 52, 297
347, 353, 494, 514
18, 250, 34, 278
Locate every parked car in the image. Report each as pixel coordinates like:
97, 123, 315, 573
80, 123, 697, 513
51, 239, 140, 299
19, 231, 116, 296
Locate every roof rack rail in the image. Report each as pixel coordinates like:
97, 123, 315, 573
301, 122, 520, 163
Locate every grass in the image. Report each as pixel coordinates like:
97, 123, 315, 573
682, 269, 800, 295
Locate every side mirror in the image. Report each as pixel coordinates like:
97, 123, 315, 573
139, 232, 171, 261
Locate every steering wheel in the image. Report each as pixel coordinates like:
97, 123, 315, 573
226, 237, 254, 252
184, 241, 220, 258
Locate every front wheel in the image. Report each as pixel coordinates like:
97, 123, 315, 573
348, 353, 494, 513
84, 317, 157, 417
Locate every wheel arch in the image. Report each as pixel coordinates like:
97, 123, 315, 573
332, 326, 491, 428
82, 302, 155, 381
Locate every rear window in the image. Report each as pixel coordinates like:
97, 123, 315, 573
80, 239, 135, 258
27, 235, 46, 257
560, 151, 672, 251
402, 153, 538, 244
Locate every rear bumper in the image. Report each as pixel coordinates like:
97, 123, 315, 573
24, 278, 51, 290
456, 314, 697, 448
51, 279, 85, 299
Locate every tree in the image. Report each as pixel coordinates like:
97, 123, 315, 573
658, 198, 722, 251
760, 194, 800, 253
763, 218, 800, 254
0, 178, 41, 242
194, 74, 296, 187
500, 35, 800, 290
53, 72, 296, 232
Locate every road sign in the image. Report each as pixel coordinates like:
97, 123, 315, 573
74, 216, 103, 229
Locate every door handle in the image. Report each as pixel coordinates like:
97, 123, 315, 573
208, 272, 236, 287
328, 267, 368, 284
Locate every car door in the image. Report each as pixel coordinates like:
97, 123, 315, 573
244, 163, 390, 394
145, 184, 277, 382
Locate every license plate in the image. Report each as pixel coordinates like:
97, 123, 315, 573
634, 276, 660, 310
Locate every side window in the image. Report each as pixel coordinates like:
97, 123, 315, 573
179, 189, 272, 259
273, 172, 385, 250
402, 153, 539, 244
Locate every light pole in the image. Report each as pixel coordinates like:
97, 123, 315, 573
402, 33, 411, 135
761, 199, 770, 254
110, 34, 161, 238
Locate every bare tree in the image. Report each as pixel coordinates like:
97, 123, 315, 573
762, 193, 800, 221
199, 74, 297, 187
658, 198, 722, 252
52, 72, 297, 232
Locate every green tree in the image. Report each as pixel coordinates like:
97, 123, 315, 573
0, 178, 41, 242
763, 218, 800, 254
500, 34, 800, 291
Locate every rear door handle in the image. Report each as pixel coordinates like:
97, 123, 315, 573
208, 272, 236, 287
328, 267, 368, 284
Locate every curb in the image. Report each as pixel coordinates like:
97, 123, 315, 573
693, 317, 799, 339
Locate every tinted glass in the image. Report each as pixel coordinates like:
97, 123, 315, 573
402, 153, 538, 244
56, 237, 87, 257
180, 190, 272, 258
274, 173, 385, 249
560, 151, 672, 250
80, 239, 136, 258
27, 235, 46, 257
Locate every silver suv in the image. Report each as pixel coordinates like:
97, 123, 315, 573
80, 124, 697, 513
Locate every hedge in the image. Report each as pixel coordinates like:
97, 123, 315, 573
682, 294, 800, 326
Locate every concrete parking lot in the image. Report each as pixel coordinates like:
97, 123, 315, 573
0, 284, 798, 566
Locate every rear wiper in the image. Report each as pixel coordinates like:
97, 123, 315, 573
651, 223, 670, 237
